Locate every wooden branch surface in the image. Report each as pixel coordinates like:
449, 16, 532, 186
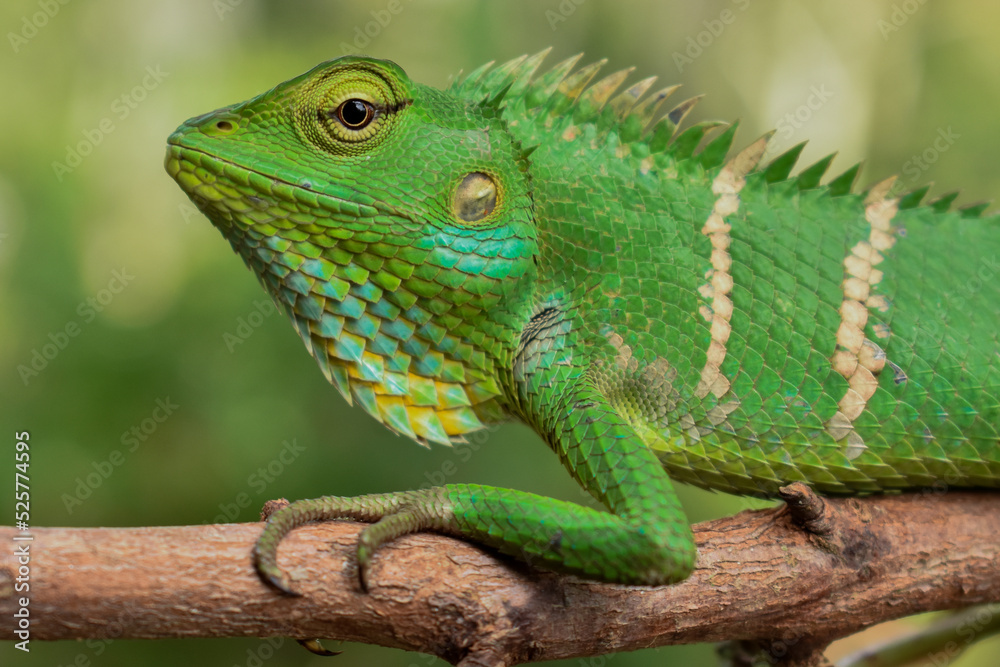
1, 490, 998, 666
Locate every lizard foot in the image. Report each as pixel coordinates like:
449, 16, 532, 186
252, 489, 453, 595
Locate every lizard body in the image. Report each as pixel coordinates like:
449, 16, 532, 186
166, 51, 1000, 587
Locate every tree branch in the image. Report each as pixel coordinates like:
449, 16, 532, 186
1, 489, 998, 666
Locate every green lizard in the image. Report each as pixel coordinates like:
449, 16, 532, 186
165, 50, 1000, 591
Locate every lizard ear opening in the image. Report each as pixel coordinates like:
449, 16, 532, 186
453, 172, 498, 224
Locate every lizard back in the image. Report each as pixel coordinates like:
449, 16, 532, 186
451, 52, 1000, 495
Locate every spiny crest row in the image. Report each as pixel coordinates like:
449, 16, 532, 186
450, 48, 706, 161
449, 49, 993, 218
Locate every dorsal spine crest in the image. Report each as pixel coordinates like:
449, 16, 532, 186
450, 50, 994, 215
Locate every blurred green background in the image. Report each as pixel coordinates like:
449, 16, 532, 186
2, 0, 998, 665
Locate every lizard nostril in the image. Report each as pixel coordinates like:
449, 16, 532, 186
215, 120, 234, 132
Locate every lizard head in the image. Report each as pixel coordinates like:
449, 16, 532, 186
165, 56, 538, 445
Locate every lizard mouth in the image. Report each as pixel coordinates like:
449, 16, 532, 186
164, 141, 380, 223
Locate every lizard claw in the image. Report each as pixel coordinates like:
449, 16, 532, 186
356, 533, 374, 593
297, 638, 341, 656
252, 536, 301, 596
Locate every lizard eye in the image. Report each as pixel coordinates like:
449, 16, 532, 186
336, 99, 374, 129
299, 63, 409, 154
318, 93, 387, 144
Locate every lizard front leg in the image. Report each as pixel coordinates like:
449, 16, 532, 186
253, 378, 697, 592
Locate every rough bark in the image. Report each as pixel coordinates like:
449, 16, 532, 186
1, 488, 998, 666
